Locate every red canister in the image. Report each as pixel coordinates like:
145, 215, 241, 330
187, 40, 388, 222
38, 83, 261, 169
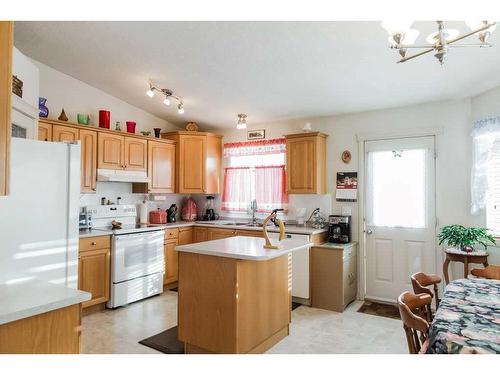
149, 209, 166, 224
99, 110, 111, 129
126, 121, 136, 133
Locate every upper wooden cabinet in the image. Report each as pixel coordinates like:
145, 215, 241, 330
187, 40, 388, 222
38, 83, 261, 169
52, 125, 79, 143
97, 133, 147, 172
38, 122, 52, 142
133, 139, 176, 194
40, 120, 98, 193
161, 131, 222, 194
285, 132, 328, 194
80, 129, 97, 193
0, 21, 13, 196
124, 137, 147, 171
98, 133, 124, 170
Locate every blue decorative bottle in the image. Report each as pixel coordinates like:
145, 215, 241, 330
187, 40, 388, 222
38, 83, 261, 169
39, 97, 49, 118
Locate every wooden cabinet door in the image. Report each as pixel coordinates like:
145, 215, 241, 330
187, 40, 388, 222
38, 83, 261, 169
164, 239, 179, 285
98, 133, 124, 170
124, 137, 147, 171
78, 247, 110, 308
52, 125, 79, 143
193, 227, 208, 243
208, 228, 237, 240
205, 135, 221, 194
0, 21, 12, 196
80, 129, 97, 193
178, 227, 193, 245
148, 140, 175, 193
38, 122, 52, 141
178, 135, 206, 193
286, 137, 316, 194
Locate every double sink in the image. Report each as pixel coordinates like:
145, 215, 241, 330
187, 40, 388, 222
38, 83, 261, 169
196, 220, 271, 228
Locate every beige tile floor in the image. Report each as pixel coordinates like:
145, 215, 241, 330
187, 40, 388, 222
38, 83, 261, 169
81, 291, 407, 354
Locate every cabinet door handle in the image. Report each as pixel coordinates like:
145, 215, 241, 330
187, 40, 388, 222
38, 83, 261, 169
91, 242, 97, 246
92, 188, 96, 191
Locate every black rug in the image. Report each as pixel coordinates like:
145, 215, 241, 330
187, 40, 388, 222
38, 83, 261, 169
139, 326, 184, 354
357, 300, 400, 320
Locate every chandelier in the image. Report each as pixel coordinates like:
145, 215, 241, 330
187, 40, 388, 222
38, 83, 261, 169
146, 82, 184, 114
381, 21, 497, 65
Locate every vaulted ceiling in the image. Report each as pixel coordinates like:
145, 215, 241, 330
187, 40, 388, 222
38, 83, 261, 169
14, 21, 500, 129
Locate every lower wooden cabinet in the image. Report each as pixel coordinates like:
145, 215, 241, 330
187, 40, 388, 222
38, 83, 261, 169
193, 227, 208, 243
311, 243, 357, 312
164, 239, 178, 286
178, 227, 193, 245
78, 237, 110, 309
207, 227, 238, 240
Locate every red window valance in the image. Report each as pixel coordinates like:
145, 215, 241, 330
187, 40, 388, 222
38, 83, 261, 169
223, 138, 286, 157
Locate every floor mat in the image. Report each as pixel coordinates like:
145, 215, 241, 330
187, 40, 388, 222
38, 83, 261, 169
357, 300, 400, 320
138, 326, 184, 354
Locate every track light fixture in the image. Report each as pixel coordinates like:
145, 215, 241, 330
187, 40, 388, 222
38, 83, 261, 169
236, 114, 247, 130
146, 82, 185, 114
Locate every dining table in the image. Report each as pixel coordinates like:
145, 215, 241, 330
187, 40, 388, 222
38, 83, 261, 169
426, 278, 500, 354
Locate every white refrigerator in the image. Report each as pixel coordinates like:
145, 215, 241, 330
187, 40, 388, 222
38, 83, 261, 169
0, 138, 80, 288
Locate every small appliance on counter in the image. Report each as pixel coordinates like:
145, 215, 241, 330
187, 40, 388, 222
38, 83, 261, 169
202, 196, 219, 221
328, 215, 351, 244
307, 208, 327, 229
79, 207, 92, 230
181, 198, 198, 221
167, 204, 178, 223
149, 208, 166, 224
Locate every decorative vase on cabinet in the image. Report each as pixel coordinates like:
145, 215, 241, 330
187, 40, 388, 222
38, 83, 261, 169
39, 97, 49, 118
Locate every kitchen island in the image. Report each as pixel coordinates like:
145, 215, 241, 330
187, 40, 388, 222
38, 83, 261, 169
176, 236, 312, 354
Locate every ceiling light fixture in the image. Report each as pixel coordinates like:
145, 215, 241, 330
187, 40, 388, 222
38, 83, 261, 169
236, 114, 247, 130
382, 21, 496, 65
146, 82, 185, 114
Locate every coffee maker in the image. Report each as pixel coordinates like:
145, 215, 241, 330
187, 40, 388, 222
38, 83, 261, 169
328, 215, 351, 244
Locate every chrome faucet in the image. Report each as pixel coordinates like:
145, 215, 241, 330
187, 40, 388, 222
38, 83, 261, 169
250, 199, 258, 226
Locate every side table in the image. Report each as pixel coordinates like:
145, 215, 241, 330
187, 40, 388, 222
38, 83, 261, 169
443, 248, 489, 284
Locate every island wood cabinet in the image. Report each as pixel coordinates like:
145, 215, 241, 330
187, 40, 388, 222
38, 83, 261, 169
0, 21, 13, 196
285, 132, 328, 194
78, 236, 111, 309
133, 139, 175, 194
98, 133, 147, 172
161, 131, 222, 194
39, 121, 98, 193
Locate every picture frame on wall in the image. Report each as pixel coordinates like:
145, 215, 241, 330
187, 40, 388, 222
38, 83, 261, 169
247, 129, 265, 140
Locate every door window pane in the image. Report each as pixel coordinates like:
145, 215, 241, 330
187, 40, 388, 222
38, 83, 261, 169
368, 149, 427, 228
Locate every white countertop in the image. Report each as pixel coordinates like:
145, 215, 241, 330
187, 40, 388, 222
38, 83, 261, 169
0, 281, 91, 325
176, 235, 313, 261
314, 242, 357, 250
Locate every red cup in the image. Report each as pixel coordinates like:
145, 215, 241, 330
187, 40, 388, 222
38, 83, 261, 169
126, 121, 136, 133
99, 110, 111, 129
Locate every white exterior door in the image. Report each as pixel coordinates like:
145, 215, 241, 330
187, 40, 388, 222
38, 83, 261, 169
364, 136, 436, 302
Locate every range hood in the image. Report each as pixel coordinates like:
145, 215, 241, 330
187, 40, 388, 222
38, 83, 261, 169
97, 169, 150, 183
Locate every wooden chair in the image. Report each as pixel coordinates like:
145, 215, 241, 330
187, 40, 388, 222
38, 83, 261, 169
471, 265, 500, 280
398, 292, 431, 354
411, 272, 441, 315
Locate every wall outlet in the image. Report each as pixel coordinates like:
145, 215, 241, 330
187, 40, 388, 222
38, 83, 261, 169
151, 195, 167, 201
341, 206, 352, 216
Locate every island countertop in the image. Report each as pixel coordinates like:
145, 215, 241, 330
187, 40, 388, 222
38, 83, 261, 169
176, 235, 313, 261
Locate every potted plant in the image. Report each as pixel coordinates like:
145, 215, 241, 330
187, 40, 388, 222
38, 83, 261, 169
438, 225, 495, 253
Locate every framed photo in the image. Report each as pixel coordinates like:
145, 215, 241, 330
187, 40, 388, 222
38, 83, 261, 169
247, 129, 265, 140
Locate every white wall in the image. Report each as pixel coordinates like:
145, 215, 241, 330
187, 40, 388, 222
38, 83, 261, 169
222, 96, 500, 278
33, 59, 178, 134
13, 47, 39, 108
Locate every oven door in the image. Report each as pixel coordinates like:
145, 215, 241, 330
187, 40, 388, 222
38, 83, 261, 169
111, 230, 164, 283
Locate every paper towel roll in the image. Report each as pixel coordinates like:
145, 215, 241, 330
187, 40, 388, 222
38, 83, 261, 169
139, 201, 148, 224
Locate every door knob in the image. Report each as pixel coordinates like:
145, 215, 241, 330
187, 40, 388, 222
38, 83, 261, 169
366, 229, 373, 235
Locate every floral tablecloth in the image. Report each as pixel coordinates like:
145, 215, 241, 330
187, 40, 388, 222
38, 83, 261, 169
426, 278, 500, 354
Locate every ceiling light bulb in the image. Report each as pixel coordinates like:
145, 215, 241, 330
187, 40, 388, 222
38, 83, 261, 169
146, 89, 154, 98
236, 114, 247, 130
466, 21, 488, 32
426, 29, 459, 44
381, 21, 413, 37
163, 97, 171, 106
177, 104, 184, 115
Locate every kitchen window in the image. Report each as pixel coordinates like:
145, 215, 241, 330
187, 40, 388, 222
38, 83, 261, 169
221, 139, 288, 212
